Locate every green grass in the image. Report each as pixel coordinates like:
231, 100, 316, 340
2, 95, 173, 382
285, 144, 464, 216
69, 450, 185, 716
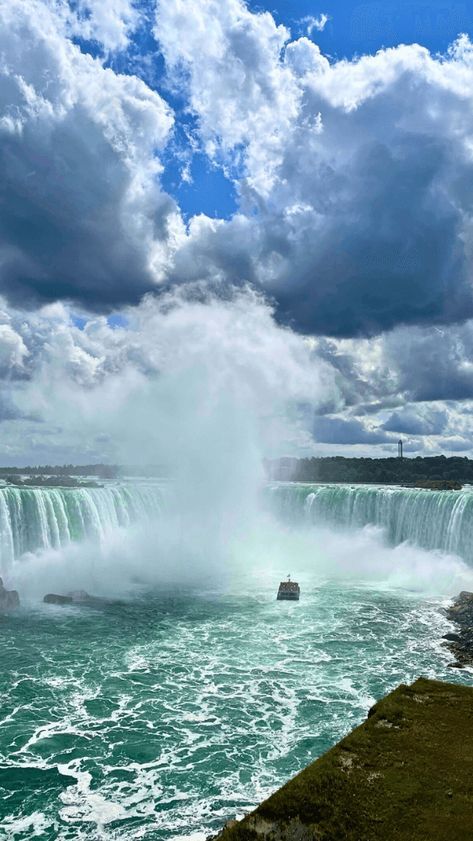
217, 678, 473, 841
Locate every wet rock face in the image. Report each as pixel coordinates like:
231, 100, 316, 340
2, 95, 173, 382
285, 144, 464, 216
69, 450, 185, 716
43, 591, 97, 606
444, 591, 473, 667
43, 591, 122, 607
0, 577, 20, 610
43, 594, 73, 605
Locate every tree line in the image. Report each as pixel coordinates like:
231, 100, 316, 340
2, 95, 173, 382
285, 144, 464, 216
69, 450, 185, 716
0, 464, 119, 478
266, 456, 473, 485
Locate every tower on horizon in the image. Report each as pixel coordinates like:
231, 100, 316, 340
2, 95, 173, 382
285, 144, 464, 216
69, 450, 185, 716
398, 439, 403, 459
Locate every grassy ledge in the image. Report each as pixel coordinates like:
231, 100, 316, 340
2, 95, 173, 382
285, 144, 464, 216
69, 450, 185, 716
213, 678, 473, 841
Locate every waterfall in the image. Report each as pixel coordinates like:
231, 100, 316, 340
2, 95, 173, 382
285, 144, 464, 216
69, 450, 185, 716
5, 480, 473, 575
267, 483, 473, 562
0, 484, 166, 572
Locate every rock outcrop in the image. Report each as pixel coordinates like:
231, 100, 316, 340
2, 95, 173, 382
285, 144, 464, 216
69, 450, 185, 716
212, 678, 473, 841
0, 577, 19, 610
43, 590, 122, 607
443, 591, 473, 667
43, 593, 73, 605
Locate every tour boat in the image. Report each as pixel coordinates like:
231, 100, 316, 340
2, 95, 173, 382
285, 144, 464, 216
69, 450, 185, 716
277, 576, 300, 601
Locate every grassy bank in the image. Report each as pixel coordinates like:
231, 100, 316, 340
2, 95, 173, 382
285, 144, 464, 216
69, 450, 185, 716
216, 678, 473, 841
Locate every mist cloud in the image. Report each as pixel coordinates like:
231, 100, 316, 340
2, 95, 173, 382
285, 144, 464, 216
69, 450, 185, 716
0, 288, 334, 464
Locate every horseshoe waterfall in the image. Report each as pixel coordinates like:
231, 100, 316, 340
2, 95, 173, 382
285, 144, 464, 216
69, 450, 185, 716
2, 482, 473, 570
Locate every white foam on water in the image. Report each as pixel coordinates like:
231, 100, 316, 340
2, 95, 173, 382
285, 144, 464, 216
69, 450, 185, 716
59, 766, 126, 829
0, 811, 51, 838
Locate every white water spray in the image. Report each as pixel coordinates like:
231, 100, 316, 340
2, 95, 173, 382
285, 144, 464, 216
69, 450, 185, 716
7, 293, 473, 601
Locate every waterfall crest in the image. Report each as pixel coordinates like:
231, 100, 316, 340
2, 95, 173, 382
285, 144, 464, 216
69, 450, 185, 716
4, 481, 473, 574
0, 484, 165, 570
267, 483, 473, 562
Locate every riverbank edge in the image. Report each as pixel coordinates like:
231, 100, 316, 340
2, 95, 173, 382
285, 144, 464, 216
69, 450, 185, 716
210, 677, 473, 841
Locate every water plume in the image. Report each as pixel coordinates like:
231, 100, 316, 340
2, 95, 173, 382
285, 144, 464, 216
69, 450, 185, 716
7, 291, 473, 602
7, 290, 335, 597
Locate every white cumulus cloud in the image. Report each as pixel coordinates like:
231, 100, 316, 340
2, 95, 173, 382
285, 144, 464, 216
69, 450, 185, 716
303, 14, 330, 36
154, 0, 473, 338
0, 0, 183, 310
72, 0, 141, 53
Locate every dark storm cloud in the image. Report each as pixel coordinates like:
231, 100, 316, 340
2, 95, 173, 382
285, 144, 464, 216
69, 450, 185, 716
384, 325, 473, 402
272, 137, 471, 337
156, 6, 473, 339
0, 1, 178, 312
382, 407, 448, 436
169, 118, 473, 340
313, 415, 396, 445
0, 118, 178, 310
3, 0, 473, 340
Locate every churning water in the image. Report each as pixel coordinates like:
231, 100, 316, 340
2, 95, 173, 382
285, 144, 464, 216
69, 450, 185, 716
1, 482, 473, 840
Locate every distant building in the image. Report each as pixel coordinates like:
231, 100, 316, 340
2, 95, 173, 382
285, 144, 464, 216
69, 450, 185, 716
398, 440, 403, 459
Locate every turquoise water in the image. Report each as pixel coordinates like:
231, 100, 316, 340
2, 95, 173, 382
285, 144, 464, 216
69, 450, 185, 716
1, 483, 473, 839
0, 581, 469, 840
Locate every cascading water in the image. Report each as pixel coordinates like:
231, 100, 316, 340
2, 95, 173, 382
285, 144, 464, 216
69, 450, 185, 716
4, 482, 473, 573
266, 483, 473, 562
0, 484, 166, 572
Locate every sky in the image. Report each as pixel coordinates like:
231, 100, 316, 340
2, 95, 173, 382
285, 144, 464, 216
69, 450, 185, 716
1, 0, 473, 464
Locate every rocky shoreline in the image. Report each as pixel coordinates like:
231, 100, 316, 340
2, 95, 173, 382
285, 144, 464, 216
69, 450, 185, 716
443, 591, 473, 668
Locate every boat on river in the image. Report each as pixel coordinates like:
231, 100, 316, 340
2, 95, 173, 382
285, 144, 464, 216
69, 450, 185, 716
277, 575, 300, 601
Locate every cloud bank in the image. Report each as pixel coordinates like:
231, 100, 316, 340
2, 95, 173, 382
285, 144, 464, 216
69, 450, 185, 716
155, 2, 473, 337
0, 0, 473, 459
0, 0, 182, 310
